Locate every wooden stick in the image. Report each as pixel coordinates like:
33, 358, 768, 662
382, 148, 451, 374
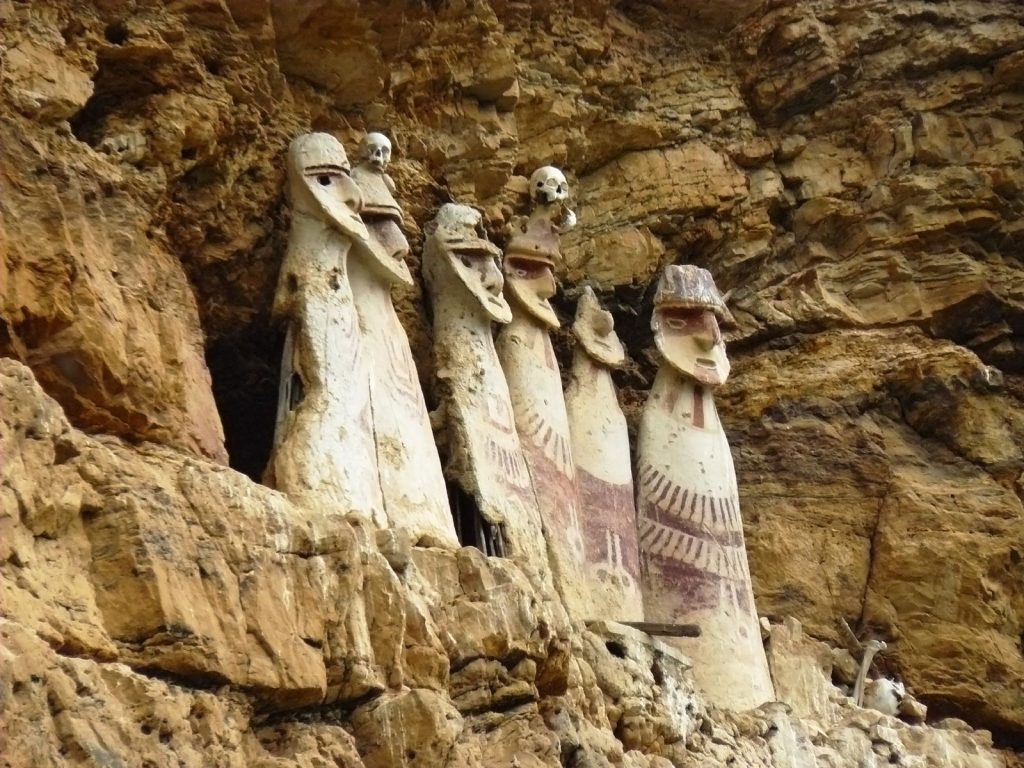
613, 621, 701, 638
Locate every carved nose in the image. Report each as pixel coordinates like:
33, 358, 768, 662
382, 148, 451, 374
482, 266, 504, 295
694, 331, 716, 351
694, 313, 721, 350
341, 187, 360, 209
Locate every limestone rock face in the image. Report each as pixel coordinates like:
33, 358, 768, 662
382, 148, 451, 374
0, 110, 227, 462
1, 0, 1023, 761
0, 357, 1014, 766
724, 328, 1024, 737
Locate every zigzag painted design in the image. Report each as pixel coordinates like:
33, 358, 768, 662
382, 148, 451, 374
381, 334, 429, 413
486, 438, 532, 489
636, 461, 740, 533
520, 406, 573, 474
637, 517, 747, 580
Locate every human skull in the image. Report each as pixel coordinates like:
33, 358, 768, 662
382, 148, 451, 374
529, 166, 569, 204
361, 132, 392, 169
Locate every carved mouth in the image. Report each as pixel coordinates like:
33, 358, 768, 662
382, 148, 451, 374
696, 357, 718, 368
660, 302, 716, 317
507, 255, 554, 278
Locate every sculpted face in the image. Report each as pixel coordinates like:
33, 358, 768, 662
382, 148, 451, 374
358, 226, 414, 288
287, 132, 368, 243
505, 253, 559, 329
654, 307, 729, 386
455, 250, 509, 323
426, 204, 512, 324
652, 266, 730, 386
573, 286, 625, 367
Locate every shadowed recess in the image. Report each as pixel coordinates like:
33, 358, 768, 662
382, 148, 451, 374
206, 322, 282, 480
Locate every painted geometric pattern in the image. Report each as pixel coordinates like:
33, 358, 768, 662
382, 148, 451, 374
636, 463, 742, 539
486, 438, 532, 489
637, 516, 746, 580
578, 469, 641, 580
519, 405, 573, 476
636, 459, 750, 584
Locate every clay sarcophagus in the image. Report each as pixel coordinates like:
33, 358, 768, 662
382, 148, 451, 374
264, 132, 384, 522
349, 132, 457, 547
565, 287, 643, 622
423, 204, 549, 575
636, 265, 775, 710
497, 167, 589, 618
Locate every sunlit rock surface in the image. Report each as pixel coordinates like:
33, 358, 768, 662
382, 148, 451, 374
1, 0, 1022, 763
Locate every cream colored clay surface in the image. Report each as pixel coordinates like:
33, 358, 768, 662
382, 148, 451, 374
498, 309, 589, 618
496, 167, 589, 616
263, 133, 384, 523
4, 1, 1024, 762
638, 369, 774, 709
636, 265, 774, 711
566, 292, 643, 622
423, 204, 550, 576
350, 165, 401, 219
350, 136, 457, 548
349, 152, 412, 287
348, 256, 457, 547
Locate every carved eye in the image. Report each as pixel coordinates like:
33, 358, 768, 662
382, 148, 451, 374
460, 255, 472, 267
536, 181, 544, 188
317, 175, 332, 186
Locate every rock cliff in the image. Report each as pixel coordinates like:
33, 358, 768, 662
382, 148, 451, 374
1, 0, 1022, 765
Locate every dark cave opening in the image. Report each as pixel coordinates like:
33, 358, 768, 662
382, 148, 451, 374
103, 20, 129, 45
206, 321, 283, 481
448, 481, 506, 557
920, 696, 1024, 753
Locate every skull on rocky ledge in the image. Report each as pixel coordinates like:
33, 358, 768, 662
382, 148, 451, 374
360, 132, 392, 170
529, 165, 569, 204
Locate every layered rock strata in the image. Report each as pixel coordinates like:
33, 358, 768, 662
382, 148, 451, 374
0, 0, 1021, 752
0, 358, 1013, 767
